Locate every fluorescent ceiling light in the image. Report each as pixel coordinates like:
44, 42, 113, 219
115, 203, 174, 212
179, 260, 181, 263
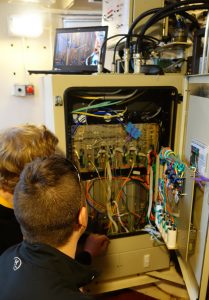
8, 13, 43, 37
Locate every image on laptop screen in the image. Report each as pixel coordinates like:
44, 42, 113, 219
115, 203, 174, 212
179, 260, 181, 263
53, 26, 108, 73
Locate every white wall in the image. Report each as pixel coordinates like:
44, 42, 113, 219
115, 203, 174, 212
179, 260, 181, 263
0, 2, 58, 130
0, 2, 103, 131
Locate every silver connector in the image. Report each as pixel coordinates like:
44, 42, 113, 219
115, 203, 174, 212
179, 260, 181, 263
97, 63, 103, 74
111, 63, 116, 73
124, 48, 130, 74
133, 53, 141, 74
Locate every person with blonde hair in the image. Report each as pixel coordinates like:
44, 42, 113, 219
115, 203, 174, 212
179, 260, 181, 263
0, 124, 59, 254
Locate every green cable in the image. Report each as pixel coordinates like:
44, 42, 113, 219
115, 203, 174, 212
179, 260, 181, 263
72, 99, 123, 113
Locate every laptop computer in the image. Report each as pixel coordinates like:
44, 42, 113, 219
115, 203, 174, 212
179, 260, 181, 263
28, 25, 108, 75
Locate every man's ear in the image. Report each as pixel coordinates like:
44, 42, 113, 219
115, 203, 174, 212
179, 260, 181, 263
78, 206, 88, 229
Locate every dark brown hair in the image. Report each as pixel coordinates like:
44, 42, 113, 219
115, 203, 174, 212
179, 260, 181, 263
14, 154, 84, 247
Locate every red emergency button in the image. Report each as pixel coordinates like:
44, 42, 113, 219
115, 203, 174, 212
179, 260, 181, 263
26, 85, 34, 95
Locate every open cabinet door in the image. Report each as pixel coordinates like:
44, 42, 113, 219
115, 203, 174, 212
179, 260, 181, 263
178, 74, 209, 300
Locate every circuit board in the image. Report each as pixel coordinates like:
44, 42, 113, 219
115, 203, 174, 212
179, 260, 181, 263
71, 123, 159, 173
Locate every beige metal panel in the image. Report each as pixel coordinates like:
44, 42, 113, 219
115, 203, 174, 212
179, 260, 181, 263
43, 73, 184, 154
133, 0, 164, 20
132, 0, 164, 38
91, 244, 169, 282
101, 233, 155, 254
87, 234, 169, 293
189, 184, 209, 285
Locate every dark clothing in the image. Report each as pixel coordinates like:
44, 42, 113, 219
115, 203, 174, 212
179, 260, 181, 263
0, 204, 22, 255
0, 241, 96, 300
0, 203, 92, 264
76, 250, 92, 265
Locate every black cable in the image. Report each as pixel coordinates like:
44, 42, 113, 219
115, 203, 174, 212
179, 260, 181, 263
126, 8, 161, 49
139, 0, 208, 42
112, 36, 127, 68
112, 35, 159, 67
99, 34, 128, 65
179, 11, 200, 30
145, 35, 160, 43
137, 3, 209, 52
134, 36, 159, 61
99, 33, 153, 71
101, 1, 206, 71
124, 0, 206, 69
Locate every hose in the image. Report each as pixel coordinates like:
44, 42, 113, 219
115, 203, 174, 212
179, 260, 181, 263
137, 3, 209, 52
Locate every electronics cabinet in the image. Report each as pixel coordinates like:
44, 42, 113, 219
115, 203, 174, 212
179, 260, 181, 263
38, 54, 209, 300
41, 73, 187, 294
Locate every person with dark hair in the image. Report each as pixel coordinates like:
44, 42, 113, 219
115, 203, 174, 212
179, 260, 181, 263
0, 154, 109, 300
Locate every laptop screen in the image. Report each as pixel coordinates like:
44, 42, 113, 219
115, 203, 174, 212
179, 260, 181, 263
53, 26, 108, 73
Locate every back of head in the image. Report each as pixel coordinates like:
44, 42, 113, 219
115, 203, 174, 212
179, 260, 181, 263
13, 154, 83, 248
0, 124, 59, 193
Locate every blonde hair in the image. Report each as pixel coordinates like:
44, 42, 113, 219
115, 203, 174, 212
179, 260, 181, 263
0, 124, 59, 193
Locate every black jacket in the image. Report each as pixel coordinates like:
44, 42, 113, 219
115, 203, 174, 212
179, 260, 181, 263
0, 204, 22, 255
0, 241, 97, 300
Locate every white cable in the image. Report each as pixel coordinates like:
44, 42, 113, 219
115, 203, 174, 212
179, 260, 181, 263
106, 161, 118, 233
106, 202, 118, 233
112, 201, 129, 233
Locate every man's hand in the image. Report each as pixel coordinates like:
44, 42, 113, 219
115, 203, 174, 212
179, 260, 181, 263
83, 233, 110, 258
